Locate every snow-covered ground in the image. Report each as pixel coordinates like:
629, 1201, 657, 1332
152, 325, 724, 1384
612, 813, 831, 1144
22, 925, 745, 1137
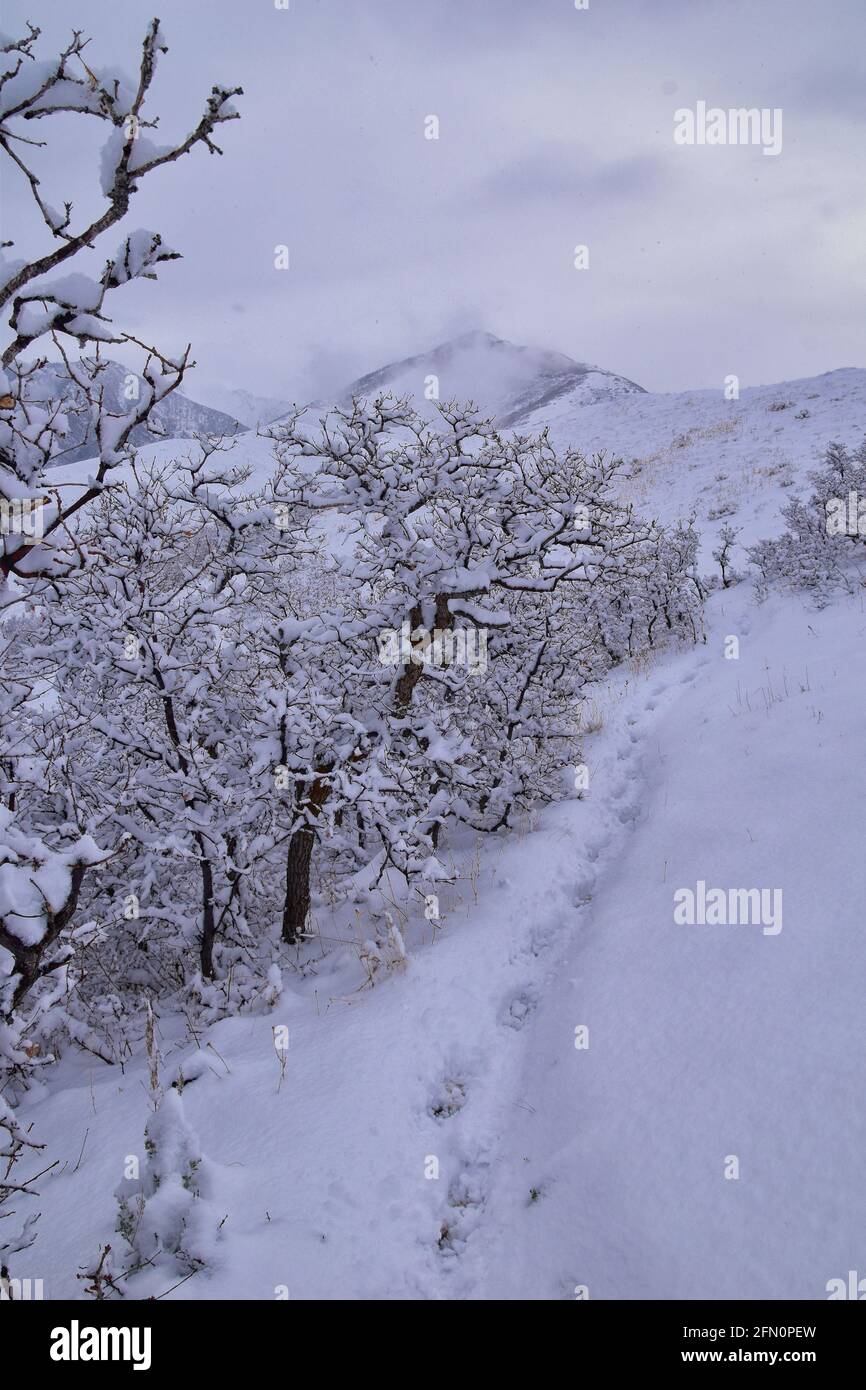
468, 582, 866, 1300
13, 364, 866, 1300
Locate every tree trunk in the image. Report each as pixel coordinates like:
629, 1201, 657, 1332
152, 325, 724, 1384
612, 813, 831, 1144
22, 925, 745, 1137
281, 825, 315, 944
394, 603, 424, 712
280, 764, 334, 945
197, 839, 217, 979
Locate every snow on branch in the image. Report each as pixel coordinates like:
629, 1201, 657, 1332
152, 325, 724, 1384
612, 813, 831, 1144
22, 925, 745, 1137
0, 16, 242, 582
0, 17, 242, 329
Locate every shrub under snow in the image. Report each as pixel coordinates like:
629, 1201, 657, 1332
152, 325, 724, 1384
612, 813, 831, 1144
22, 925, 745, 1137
748, 438, 866, 601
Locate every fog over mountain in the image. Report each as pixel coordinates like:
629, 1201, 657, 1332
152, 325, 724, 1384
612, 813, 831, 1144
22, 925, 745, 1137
324, 329, 646, 428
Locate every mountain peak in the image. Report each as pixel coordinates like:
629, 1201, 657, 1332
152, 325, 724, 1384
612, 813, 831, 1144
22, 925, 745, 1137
445, 328, 504, 349
331, 330, 644, 428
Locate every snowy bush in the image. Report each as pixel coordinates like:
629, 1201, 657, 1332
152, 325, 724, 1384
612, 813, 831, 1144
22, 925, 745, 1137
748, 438, 866, 600
114, 1089, 216, 1280
0, 802, 108, 1206
111, 1004, 219, 1286
711, 524, 743, 589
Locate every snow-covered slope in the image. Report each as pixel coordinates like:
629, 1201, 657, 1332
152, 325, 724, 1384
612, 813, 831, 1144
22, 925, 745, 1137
521, 366, 866, 564
56, 362, 864, 579
466, 582, 866, 1300
17, 580, 866, 1300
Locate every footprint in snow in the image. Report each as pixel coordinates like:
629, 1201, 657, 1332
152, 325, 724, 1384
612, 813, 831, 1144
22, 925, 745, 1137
585, 830, 612, 862
438, 1156, 490, 1256
501, 988, 538, 1031
572, 871, 596, 905
428, 1076, 467, 1121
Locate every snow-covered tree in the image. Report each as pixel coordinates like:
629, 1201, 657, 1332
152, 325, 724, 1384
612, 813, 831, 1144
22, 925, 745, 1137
748, 438, 866, 600
20, 443, 295, 986
5, 389, 705, 1005
1, 5, 246, 1006
712, 523, 741, 589
267, 396, 705, 934
0, 12, 242, 1253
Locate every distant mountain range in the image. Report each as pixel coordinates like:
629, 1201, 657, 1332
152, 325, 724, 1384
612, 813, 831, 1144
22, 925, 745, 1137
176, 384, 293, 430
182, 330, 646, 434
38, 333, 647, 460
33, 360, 246, 465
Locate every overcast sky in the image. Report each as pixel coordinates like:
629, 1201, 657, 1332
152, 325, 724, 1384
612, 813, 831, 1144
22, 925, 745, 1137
3, 0, 864, 402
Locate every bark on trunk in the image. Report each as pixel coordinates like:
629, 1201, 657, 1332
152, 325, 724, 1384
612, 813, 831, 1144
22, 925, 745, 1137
197, 839, 217, 979
281, 825, 315, 944
280, 766, 333, 945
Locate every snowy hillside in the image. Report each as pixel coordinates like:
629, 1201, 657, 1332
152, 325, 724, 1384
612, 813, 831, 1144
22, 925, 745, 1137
54, 363, 865, 530
9, 355, 865, 1302
4, 1, 865, 1328
13, 577, 866, 1301
46, 342, 866, 547
521, 366, 866, 565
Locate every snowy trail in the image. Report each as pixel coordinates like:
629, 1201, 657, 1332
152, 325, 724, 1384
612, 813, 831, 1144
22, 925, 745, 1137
16, 583, 866, 1302
461, 584, 866, 1300
17, 629, 677, 1300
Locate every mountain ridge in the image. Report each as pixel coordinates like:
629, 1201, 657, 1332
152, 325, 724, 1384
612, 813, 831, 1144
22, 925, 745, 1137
31, 359, 248, 464
314, 328, 647, 428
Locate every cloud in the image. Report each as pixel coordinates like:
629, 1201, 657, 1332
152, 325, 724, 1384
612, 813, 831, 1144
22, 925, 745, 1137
475, 146, 669, 207
782, 65, 866, 123
1, 0, 863, 396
